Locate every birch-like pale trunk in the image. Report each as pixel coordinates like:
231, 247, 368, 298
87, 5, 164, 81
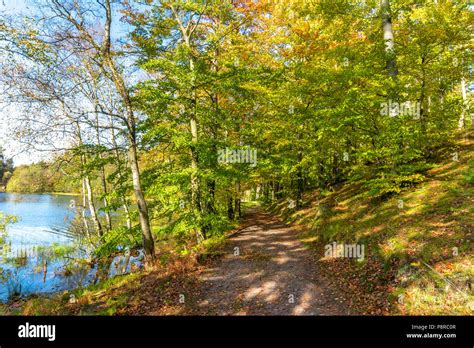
81, 178, 91, 239
91, 91, 112, 232
101, 0, 154, 261
187, 42, 201, 219
381, 0, 398, 78
73, 120, 103, 237
84, 174, 103, 237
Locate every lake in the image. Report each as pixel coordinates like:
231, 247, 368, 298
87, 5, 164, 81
0, 192, 141, 302
0, 193, 78, 249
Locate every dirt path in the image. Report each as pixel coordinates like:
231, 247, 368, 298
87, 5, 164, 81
189, 208, 351, 315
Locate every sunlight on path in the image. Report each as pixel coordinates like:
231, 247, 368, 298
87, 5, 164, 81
193, 209, 351, 315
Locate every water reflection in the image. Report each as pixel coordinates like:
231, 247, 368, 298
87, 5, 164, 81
0, 192, 141, 301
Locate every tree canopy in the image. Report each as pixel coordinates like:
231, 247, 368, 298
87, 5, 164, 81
0, 0, 471, 262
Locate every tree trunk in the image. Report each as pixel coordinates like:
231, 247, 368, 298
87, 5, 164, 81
85, 174, 103, 237
188, 56, 202, 221
123, 203, 132, 230
43, 260, 47, 283
171, 6, 203, 238
94, 106, 112, 232
73, 119, 102, 237
206, 180, 216, 214
100, 168, 112, 231
296, 166, 304, 209
296, 130, 304, 208
419, 55, 428, 138
206, 49, 220, 216
381, 0, 398, 78
108, 113, 133, 230
331, 152, 339, 185
106, 66, 154, 261
459, 77, 467, 129
227, 195, 234, 220
81, 178, 91, 241
102, 0, 154, 262
235, 181, 241, 219
128, 139, 155, 261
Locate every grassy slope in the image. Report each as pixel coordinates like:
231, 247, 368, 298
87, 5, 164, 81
269, 131, 473, 315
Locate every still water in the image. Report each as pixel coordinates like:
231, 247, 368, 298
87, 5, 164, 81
0, 193, 78, 249
0, 192, 140, 302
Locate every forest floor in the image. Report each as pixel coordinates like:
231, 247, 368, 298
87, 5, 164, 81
2, 132, 472, 316
185, 208, 351, 315
2, 209, 353, 315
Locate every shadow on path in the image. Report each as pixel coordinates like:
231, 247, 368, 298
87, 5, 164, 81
190, 208, 351, 315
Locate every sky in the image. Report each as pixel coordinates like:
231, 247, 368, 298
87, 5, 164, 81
0, 0, 134, 166
0, 0, 32, 165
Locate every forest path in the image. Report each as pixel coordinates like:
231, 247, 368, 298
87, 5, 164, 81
189, 208, 351, 315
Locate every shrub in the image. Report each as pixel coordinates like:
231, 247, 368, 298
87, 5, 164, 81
364, 173, 426, 199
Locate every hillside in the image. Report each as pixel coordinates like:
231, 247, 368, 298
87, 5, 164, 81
270, 131, 474, 314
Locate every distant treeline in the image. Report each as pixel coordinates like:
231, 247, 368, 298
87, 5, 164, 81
6, 162, 80, 194
0, 148, 14, 191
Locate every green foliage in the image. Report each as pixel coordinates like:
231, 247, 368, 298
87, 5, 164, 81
94, 226, 141, 259
0, 212, 16, 246
36, 243, 76, 261
0, 147, 14, 190
462, 161, 474, 185
6, 162, 80, 194
364, 173, 426, 199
